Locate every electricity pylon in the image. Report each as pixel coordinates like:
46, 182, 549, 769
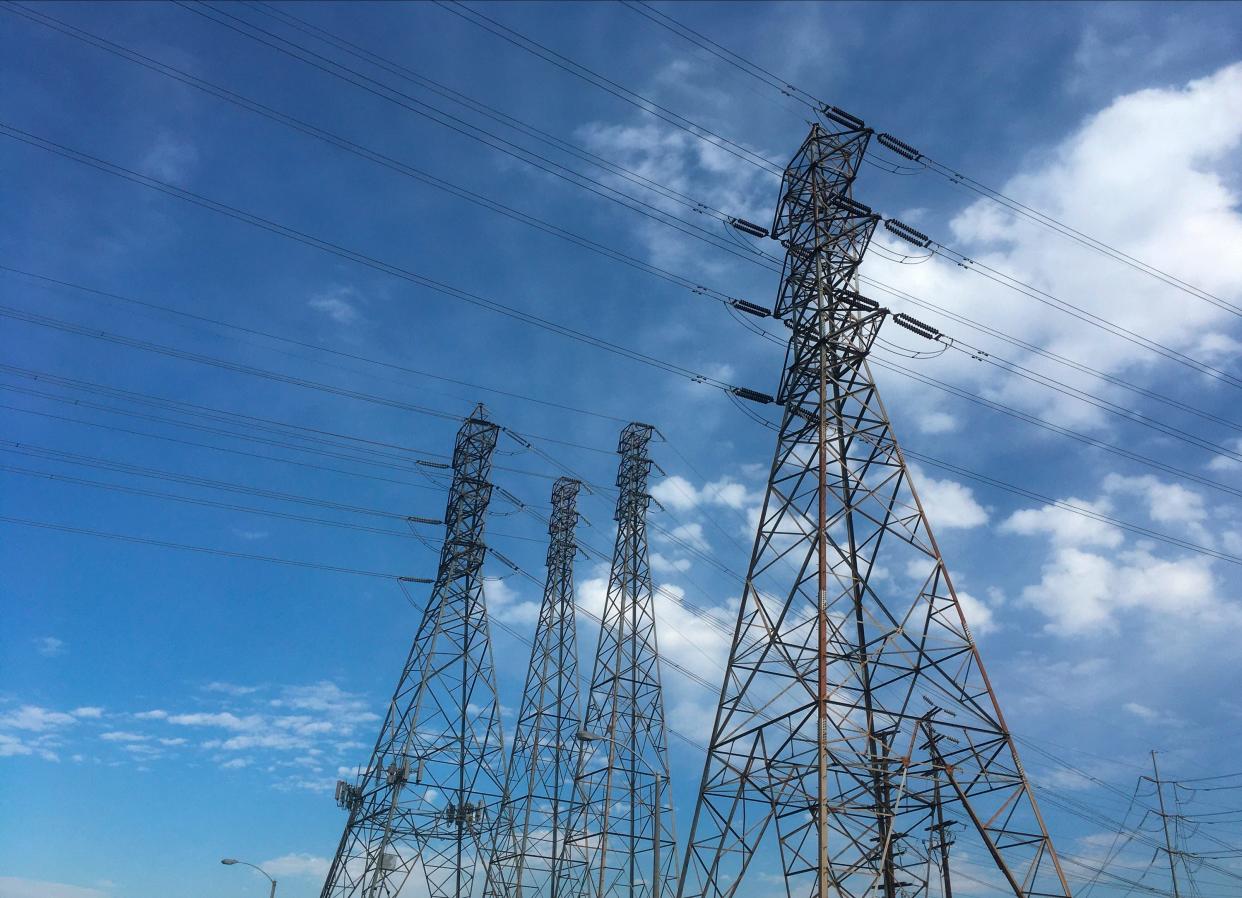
486, 477, 586, 898
562, 423, 679, 898
676, 118, 1073, 898
322, 407, 508, 898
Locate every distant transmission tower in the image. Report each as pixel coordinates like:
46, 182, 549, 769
562, 423, 679, 898
322, 407, 508, 898
676, 117, 1072, 898
486, 476, 586, 898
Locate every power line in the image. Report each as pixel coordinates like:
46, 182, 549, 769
0, 513, 432, 581
620, 0, 1242, 319
12, 2, 1236, 435
429, 0, 783, 175
10, 292, 1240, 570
0, 123, 736, 391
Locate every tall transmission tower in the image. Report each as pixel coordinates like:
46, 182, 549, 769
676, 118, 1073, 898
486, 476, 586, 898
321, 407, 508, 898
563, 423, 679, 898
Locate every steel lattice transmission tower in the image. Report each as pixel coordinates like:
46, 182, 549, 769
562, 423, 679, 898
486, 476, 587, 898
676, 119, 1073, 898
322, 408, 509, 898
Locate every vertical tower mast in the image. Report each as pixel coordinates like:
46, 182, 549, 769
566, 423, 679, 898
677, 118, 1072, 898
322, 408, 507, 898
487, 477, 586, 898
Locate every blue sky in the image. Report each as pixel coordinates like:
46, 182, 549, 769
3, 2, 1242, 897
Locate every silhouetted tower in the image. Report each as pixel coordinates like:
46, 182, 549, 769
486, 477, 586, 898
676, 116, 1072, 898
322, 408, 508, 898
563, 423, 678, 898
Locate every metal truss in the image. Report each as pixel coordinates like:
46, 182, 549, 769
486, 477, 587, 898
321, 408, 508, 898
676, 121, 1073, 898
562, 423, 679, 898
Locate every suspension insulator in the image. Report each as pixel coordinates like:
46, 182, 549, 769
876, 132, 923, 162
398, 575, 435, 584
839, 291, 880, 312
821, 104, 866, 130
406, 515, 444, 526
730, 298, 772, 318
835, 195, 874, 218
884, 219, 933, 248
732, 386, 774, 405
729, 217, 770, 239
893, 312, 941, 341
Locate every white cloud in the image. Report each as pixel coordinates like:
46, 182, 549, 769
99, 731, 148, 743
651, 552, 692, 574
203, 682, 261, 696
667, 521, 710, 551
1207, 438, 1242, 472
261, 853, 331, 878
0, 878, 109, 898
1103, 473, 1209, 540
1123, 701, 1159, 721
909, 466, 988, 530
955, 590, 997, 636
917, 411, 958, 435
1001, 499, 1122, 548
651, 474, 759, 513
220, 757, 251, 769
1019, 543, 1226, 638
309, 286, 362, 325
71, 707, 104, 719
134, 710, 168, 720
483, 576, 540, 625
871, 63, 1242, 428
167, 712, 259, 730
35, 636, 64, 657
140, 131, 198, 183
0, 705, 77, 732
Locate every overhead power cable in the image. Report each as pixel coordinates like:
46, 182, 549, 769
429, 0, 784, 175
0, 514, 432, 581
244, 0, 736, 220
0, 3, 780, 318
873, 359, 1242, 506
10, 290, 1242, 571
142, 0, 772, 268
0, 124, 736, 392
12, 3, 1235, 424
620, 0, 1242, 318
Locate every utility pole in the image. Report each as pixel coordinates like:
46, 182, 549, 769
487, 477, 586, 898
1150, 750, 1183, 898
321, 407, 508, 898
675, 113, 1072, 898
563, 423, 678, 898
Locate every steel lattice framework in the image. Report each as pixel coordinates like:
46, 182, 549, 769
486, 477, 586, 898
676, 121, 1073, 898
321, 408, 508, 898
562, 423, 679, 898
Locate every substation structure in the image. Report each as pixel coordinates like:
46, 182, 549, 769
318, 113, 1075, 898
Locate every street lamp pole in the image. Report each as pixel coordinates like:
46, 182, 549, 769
221, 857, 277, 898
576, 729, 667, 897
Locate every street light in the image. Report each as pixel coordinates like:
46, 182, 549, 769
575, 729, 670, 896
221, 857, 277, 898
